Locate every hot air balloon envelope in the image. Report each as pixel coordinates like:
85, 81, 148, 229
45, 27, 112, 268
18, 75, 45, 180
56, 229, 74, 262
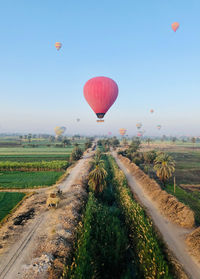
83, 77, 118, 119
119, 128, 127, 136
136, 122, 142, 130
171, 22, 179, 32
55, 42, 62, 51
157, 125, 162, 130
54, 126, 66, 136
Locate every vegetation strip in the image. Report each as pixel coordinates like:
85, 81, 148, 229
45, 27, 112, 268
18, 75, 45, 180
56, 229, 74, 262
0, 160, 69, 171
63, 152, 174, 279
0, 171, 64, 189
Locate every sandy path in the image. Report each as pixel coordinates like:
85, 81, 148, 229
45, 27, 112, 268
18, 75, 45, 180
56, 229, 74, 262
59, 152, 92, 193
0, 150, 94, 279
113, 152, 200, 279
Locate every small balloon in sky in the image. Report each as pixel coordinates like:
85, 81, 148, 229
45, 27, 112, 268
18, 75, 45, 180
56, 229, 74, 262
157, 125, 162, 130
136, 122, 142, 130
54, 126, 66, 136
55, 42, 62, 51
150, 109, 154, 114
83, 76, 118, 121
171, 22, 179, 32
76, 118, 80, 122
119, 128, 127, 136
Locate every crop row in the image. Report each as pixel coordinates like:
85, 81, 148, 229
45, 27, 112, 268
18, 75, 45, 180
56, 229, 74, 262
0, 160, 69, 171
108, 155, 173, 279
64, 193, 132, 279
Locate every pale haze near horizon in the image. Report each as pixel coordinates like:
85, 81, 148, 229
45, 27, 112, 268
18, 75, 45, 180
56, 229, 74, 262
0, 0, 200, 137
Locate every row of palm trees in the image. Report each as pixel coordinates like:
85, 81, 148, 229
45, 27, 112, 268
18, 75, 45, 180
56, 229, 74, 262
88, 147, 176, 197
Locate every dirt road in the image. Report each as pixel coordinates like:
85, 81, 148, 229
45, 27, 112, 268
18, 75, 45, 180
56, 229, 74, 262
0, 150, 94, 279
113, 152, 200, 279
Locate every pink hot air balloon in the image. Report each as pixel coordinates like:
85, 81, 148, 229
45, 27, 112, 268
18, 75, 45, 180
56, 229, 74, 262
83, 77, 118, 120
171, 22, 179, 32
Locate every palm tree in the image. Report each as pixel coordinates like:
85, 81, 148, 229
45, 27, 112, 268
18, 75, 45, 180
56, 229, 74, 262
153, 153, 175, 186
88, 165, 107, 195
90, 150, 104, 169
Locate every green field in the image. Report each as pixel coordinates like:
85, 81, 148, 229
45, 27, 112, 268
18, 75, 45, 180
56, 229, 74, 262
169, 151, 200, 184
0, 192, 26, 221
0, 147, 74, 155
0, 154, 70, 162
0, 144, 85, 162
0, 171, 64, 189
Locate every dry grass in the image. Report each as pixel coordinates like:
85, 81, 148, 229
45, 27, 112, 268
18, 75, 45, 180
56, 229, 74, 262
186, 227, 200, 263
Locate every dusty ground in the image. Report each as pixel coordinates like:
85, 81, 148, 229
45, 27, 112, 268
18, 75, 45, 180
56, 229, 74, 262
113, 151, 200, 279
0, 148, 94, 279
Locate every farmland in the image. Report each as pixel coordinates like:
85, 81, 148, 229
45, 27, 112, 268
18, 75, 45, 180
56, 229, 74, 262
0, 136, 87, 221
0, 146, 77, 162
0, 171, 64, 189
0, 192, 26, 221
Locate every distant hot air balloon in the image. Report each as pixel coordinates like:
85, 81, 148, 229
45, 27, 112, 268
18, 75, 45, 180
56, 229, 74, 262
137, 132, 142, 137
136, 122, 142, 130
108, 132, 112, 136
54, 126, 66, 137
55, 42, 62, 51
150, 109, 154, 114
171, 22, 179, 32
83, 77, 118, 122
76, 118, 80, 122
119, 128, 127, 136
157, 125, 162, 130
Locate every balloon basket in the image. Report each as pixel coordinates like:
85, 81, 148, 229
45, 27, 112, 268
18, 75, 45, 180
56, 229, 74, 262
97, 120, 104, 123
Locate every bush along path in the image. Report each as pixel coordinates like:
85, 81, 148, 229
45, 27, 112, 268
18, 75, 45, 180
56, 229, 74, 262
63, 154, 174, 279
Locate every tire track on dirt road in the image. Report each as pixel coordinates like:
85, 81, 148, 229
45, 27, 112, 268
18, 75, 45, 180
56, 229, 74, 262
0, 214, 45, 279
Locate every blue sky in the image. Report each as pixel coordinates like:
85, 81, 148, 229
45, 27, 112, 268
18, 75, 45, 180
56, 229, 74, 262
0, 0, 200, 136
